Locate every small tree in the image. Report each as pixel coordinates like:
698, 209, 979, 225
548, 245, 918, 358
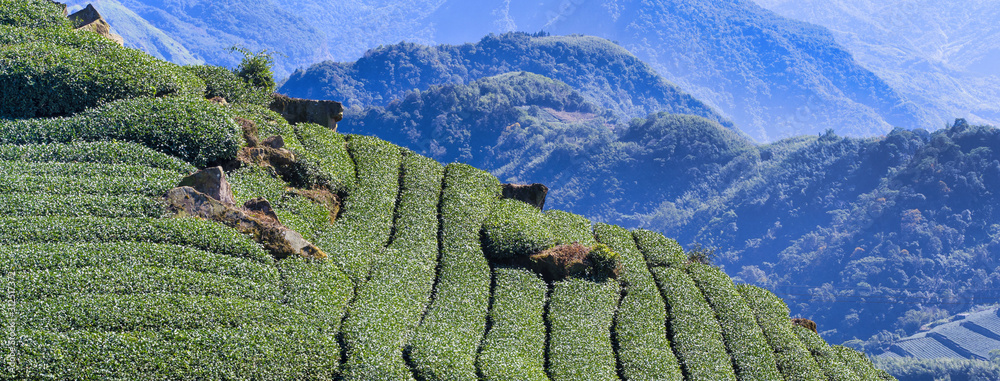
231, 47, 276, 94
686, 243, 717, 266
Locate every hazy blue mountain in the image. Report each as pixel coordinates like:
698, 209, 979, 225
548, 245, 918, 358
753, 0, 1000, 135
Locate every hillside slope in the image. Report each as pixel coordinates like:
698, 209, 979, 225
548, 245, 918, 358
0, 2, 891, 379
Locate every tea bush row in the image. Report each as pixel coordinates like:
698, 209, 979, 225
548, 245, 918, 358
0, 26, 205, 118
481, 198, 555, 260
686, 263, 782, 381
546, 277, 620, 381
476, 267, 549, 381
651, 266, 737, 381
0, 0, 71, 28
0, 97, 241, 167
277, 257, 354, 331
793, 326, 862, 381
593, 223, 683, 380
3, 265, 281, 302
736, 284, 827, 381
227, 165, 288, 205
11, 326, 338, 380
292, 123, 356, 190
0, 160, 182, 180
0, 192, 164, 218
340, 153, 444, 380
0, 173, 180, 196
0, 242, 278, 284
632, 229, 688, 268
187, 64, 272, 107
409, 163, 500, 381
0, 216, 270, 262
545, 210, 597, 246
15, 293, 314, 332
831, 345, 895, 380
0, 142, 194, 173
315, 135, 400, 285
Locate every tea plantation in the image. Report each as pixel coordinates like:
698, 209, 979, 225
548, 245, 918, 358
0, 1, 895, 379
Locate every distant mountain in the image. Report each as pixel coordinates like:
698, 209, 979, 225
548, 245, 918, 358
753, 0, 1000, 134
280, 33, 735, 129
874, 307, 1000, 380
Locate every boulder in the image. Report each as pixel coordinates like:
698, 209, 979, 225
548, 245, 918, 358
236, 117, 260, 147
244, 197, 279, 223
530, 243, 591, 280
262, 135, 285, 149
501, 183, 548, 210
792, 318, 818, 333
164, 187, 326, 260
68, 4, 124, 45
177, 167, 236, 206
269, 94, 344, 131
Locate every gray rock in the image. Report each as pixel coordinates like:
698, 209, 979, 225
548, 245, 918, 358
269, 94, 344, 131
68, 4, 124, 45
177, 167, 236, 206
502, 183, 549, 210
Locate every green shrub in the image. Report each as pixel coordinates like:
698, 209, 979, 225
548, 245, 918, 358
277, 257, 353, 330
793, 326, 862, 381
593, 223, 683, 380
273, 194, 332, 243
0, 216, 270, 263
737, 285, 826, 381
0, 142, 195, 173
17, 294, 315, 332
292, 123, 356, 190
0, 0, 71, 28
13, 326, 338, 380
0, 97, 242, 167
4, 265, 281, 302
687, 263, 782, 381
340, 153, 443, 380
0, 242, 278, 284
0, 173, 180, 196
546, 277, 620, 381
651, 266, 737, 381
0, 37, 205, 118
477, 267, 549, 381
832, 345, 895, 380
409, 163, 499, 381
481, 198, 556, 260
187, 64, 272, 106
545, 209, 597, 246
227, 165, 287, 205
632, 229, 688, 268
0, 192, 164, 218
315, 135, 400, 284
0, 160, 182, 180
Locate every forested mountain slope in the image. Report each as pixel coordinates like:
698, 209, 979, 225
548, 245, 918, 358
0, 1, 890, 379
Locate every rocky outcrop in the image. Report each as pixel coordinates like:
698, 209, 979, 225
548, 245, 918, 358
502, 183, 548, 210
164, 187, 326, 260
792, 318, 818, 333
177, 167, 236, 206
68, 4, 124, 45
269, 94, 344, 130
529, 243, 619, 281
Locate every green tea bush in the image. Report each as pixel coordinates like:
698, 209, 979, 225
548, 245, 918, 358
737, 285, 826, 381
793, 326, 862, 381
544, 209, 597, 246
651, 266, 737, 381
273, 194, 332, 242
0, 173, 179, 196
632, 229, 688, 268
0, 36, 205, 118
482, 198, 556, 260
409, 163, 499, 381
277, 257, 353, 330
0, 142, 195, 173
228, 165, 287, 205
0, 192, 164, 218
340, 153, 443, 380
0, 242, 278, 284
292, 123, 356, 190
4, 265, 281, 301
0, 160, 183, 181
187, 64, 272, 106
477, 267, 549, 381
17, 294, 314, 332
0, 0, 71, 28
13, 326, 338, 380
0, 97, 242, 167
546, 277, 620, 381
0, 216, 270, 262
593, 223, 683, 380
687, 263, 782, 381
832, 345, 895, 380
